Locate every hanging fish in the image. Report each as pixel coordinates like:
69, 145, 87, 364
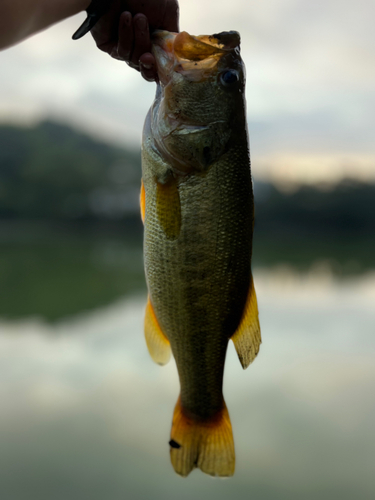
141, 30, 261, 477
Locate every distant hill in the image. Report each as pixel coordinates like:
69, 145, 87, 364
1, 121, 374, 237
0, 121, 141, 220
254, 179, 375, 236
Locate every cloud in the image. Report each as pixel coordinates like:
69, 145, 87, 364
0, 1, 374, 182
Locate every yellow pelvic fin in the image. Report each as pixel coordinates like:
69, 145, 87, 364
156, 178, 181, 240
144, 297, 171, 365
231, 276, 261, 369
140, 179, 146, 223
169, 398, 235, 478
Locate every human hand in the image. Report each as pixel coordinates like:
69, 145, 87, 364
90, 0, 179, 81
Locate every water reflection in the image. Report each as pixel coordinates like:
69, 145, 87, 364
0, 223, 145, 320
0, 223, 374, 321
0, 271, 374, 499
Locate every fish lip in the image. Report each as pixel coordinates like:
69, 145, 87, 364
151, 31, 177, 85
151, 30, 241, 54
151, 30, 241, 85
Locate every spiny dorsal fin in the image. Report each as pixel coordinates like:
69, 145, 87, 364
144, 297, 171, 365
231, 276, 261, 369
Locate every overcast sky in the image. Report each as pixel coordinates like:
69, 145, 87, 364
0, 0, 374, 184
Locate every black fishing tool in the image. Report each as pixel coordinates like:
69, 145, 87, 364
72, 0, 110, 40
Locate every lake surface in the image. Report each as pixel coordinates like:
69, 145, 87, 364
0, 225, 374, 499
1, 222, 373, 321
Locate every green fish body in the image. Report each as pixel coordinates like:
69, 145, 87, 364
141, 30, 261, 477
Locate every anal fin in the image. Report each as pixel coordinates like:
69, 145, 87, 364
144, 297, 171, 365
231, 275, 261, 369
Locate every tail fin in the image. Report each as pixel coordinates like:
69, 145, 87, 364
169, 397, 235, 477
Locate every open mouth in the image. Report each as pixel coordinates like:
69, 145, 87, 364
152, 31, 241, 84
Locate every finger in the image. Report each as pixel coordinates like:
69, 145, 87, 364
139, 53, 158, 82
162, 0, 180, 32
91, 0, 122, 53
131, 14, 152, 69
117, 11, 134, 62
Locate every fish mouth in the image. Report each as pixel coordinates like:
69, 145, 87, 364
152, 30, 241, 84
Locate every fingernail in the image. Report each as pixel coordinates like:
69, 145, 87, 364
121, 12, 131, 27
136, 16, 147, 30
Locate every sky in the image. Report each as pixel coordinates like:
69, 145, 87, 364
0, 0, 374, 184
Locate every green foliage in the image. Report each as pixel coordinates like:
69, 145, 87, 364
0, 121, 141, 219
255, 180, 375, 236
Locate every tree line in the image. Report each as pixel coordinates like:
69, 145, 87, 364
1, 121, 374, 237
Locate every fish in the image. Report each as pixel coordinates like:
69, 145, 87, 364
140, 30, 261, 477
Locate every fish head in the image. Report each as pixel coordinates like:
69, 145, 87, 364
149, 30, 247, 176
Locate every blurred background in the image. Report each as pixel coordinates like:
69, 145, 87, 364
0, 0, 374, 499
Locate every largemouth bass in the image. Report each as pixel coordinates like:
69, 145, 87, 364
141, 30, 261, 477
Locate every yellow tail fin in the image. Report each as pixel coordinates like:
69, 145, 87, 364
169, 398, 235, 477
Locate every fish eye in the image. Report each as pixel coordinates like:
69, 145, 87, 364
220, 70, 239, 87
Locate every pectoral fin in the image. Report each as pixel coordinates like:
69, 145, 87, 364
156, 178, 181, 240
140, 179, 146, 223
144, 297, 171, 365
231, 277, 261, 369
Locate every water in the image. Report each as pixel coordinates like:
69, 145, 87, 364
0, 226, 374, 499
0, 222, 146, 321
0, 222, 373, 321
